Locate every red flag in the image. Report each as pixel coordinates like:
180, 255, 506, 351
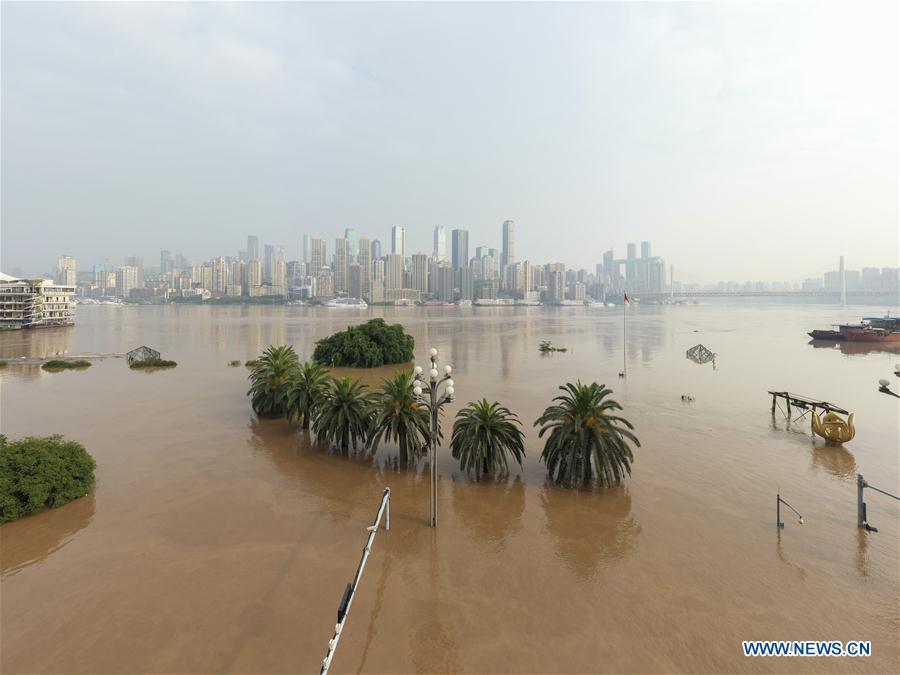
624, 292, 630, 304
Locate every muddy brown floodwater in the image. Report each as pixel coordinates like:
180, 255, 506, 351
1, 303, 898, 674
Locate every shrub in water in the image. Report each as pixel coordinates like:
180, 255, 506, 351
129, 358, 177, 369
313, 318, 414, 368
0, 435, 96, 522
42, 360, 92, 371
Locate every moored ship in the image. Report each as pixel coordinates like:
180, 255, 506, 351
839, 316, 900, 343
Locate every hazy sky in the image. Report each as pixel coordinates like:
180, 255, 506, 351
2, 1, 897, 282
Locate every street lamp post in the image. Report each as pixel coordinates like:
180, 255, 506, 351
413, 347, 455, 528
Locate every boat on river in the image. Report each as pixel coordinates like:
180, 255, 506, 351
808, 326, 844, 340
840, 316, 900, 343
325, 297, 367, 308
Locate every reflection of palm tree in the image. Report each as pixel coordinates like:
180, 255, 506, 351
450, 476, 525, 549
810, 445, 856, 478
540, 485, 639, 580
1, 490, 95, 577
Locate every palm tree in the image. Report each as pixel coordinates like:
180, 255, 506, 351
287, 362, 332, 429
450, 399, 526, 480
247, 345, 299, 417
313, 377, 373, 453
368, 370, 430, 463
533, 382, 639, 488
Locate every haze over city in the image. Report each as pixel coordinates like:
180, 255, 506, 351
2, 1, 897, 281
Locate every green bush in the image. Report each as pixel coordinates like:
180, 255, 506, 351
313, 319, 414, 368
129, 358, 177, 369
42, 359, 92, 370
0, 435, 96, 522
0, 360, 7, 367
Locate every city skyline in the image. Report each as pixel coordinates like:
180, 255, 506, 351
2, 2, 897, 281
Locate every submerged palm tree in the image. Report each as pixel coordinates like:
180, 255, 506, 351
534, 382, 639, 488
368, 370, 430, 463
313, 377, 373, 452
287, 362, 332, 429
451, 399, 526, 480
247, 345, 299, 417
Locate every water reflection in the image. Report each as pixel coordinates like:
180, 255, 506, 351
450, 477, 525, 550
809, 444, 857, 478
540, 485, 639, 580
0, 326, 74, 360
1, 491, 95, 577
775, 529, 808, 579
840, 341, 900, 356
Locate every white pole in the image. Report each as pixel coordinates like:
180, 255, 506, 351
320, 488, 391, 675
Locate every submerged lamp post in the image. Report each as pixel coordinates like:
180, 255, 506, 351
413, 347, 455, 528
776, 493, 804, 529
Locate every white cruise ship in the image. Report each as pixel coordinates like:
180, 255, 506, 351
325, 297, 368, 308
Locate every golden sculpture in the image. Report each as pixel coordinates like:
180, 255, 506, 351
812, 411, 856, 444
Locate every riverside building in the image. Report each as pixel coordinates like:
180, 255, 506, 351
0, 273, 75, 329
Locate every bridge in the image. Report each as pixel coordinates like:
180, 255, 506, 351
631, 290, 897, 300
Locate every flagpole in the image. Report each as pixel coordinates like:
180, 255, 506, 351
622, 292, 626, 376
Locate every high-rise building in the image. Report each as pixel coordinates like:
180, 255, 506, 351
459, 267, 473, 302
451, 229, 469, 271
371, 239, 382, 260
247, 236, 259, 262
344, 228, 359, 258
357, 237, 372, 299
334, 237, 350, 293
160, 250, 174, 277
547, 269, 565, 304
641, 241, 651, 259
385, 254, 404, 290
391, 226, 405, 257
433, 226, 447, 261
349, 264, 363, 300
310, 237, 326, 272
373, 259, 385, 281
57, 256, 77, 286
263, 245, 275, 283
302, 235, 311, 263
501, 220, 515, 269
411, 253, 429, 294
436, 264, 454, 303
115, 266, 139, 298
124, 256, 144, 288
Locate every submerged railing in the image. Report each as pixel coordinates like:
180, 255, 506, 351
857, 474, 900, 533
320, 488, 391, 675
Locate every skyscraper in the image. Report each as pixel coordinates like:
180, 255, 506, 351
371, 239, 382, 260
385, 254, 404, 290
391, 226, 405, 257
57, 256, 76, 286
124, 255, 144, 288
334, 237, 350, 293
302, 235, 311, 263
357, 237, 372, 299
264, 245, 275, 283
501, 220, 515, 269
345, 228, 359, 258
433, 226, 447, 261
641, 241, 651, 259
411, 254, 429, 293
310, 237, 327, 272
451, 229, 469, 271
247, 236, 259, 262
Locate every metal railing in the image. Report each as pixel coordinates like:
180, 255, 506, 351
320, 488, 391, 675
857, 474, 900, 533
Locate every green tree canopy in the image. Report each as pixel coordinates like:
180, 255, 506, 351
313, 319, 414, 368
